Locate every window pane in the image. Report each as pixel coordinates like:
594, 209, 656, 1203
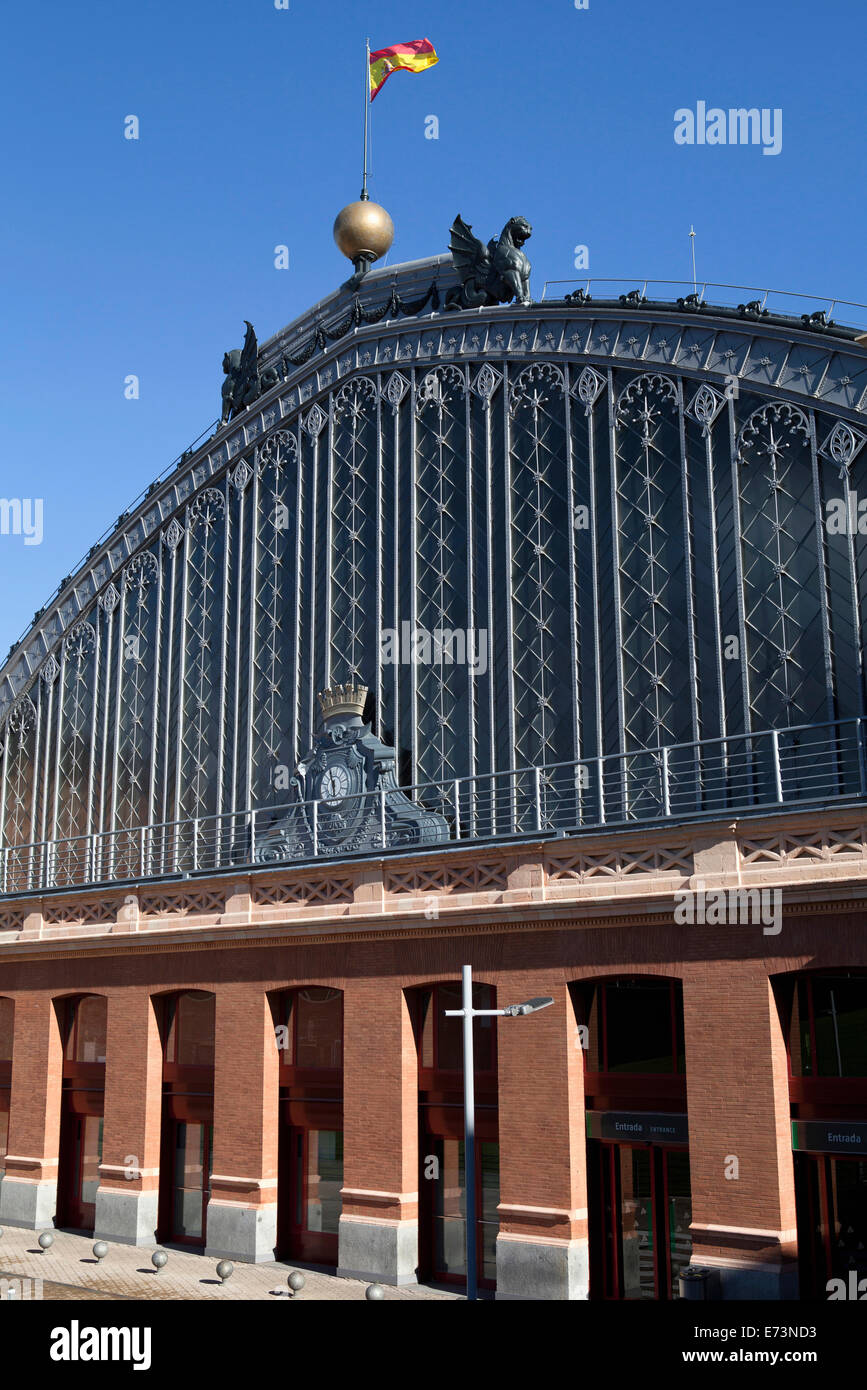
605, 980, 677, 1074
277, 995, 295, 1066
176, 994, 215, 1066
295, 988, 342, 1069
811, 977, 867, 1078
434, 1138, 466, 1274
435, 984, 494, 1072
75, 997, 107, 1063
0, 1109, 8, 1169
618, 1147, 654, 1300
792, 980, 811, 1076
827, 1159, 867, 1281
666, 1150, 692, 1297
81, 1117, 103, 1206
480, 1142, 500, 1282
419, 990, 434, 1069
305, 1129, 343, 1234
0, 1000, 13, 1062
173, 1122, 205, 1238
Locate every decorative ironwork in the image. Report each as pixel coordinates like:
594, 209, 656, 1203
614, 374, 691, 758
819, 419, 867, 477
573, 365, 606, 416
736, 402, 827, 730
1, 299, 866, 868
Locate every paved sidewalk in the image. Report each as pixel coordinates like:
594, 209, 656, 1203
0, 1225, 459, 1302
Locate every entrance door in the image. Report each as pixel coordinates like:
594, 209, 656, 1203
429, 1137, 500, 1289
170, 1120, 213, 1245
589, 1141, 691, 1299
58, 1112, 103, 1232
281, 1126, 343, 1263
796, 1154, 867, 1297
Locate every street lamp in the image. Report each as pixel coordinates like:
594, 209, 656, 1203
444, 964, 553, 1301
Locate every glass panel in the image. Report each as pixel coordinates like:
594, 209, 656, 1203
434, 1138, 466, 1276
665, 1150, 692, 1296
828, 1159, 867, 1281
581, 984, 603, 1071
305, 1130, 343, 1234
75, 997, 108, 1063
295, 989, 342, 1069
419, 990, 434, 1069
618, 1147, 655, 1300
278, 995, 295, 1066
435, 984, 494, 1072
80, 1116, 103, 1207
295, 1132, 303, 1225
433, 1138, 498, 1282
811, 977, 867, 1078
0, 1108, 8, 1168
0, 999, 13, 1061
173, 1122, 205, 1239
605, 980, 678, 1074
176, 994, 215, 1066
480, 1142, 500, 1282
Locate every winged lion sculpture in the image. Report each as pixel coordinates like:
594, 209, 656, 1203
446, 214, 533, 309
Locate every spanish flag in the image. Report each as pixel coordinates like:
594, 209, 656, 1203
369, 38, 438, 101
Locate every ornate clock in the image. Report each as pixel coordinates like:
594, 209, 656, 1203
318, 764, 352, 807
255, 681, 449, 862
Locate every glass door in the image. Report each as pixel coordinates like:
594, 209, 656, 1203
664, 1148, 693, 1297
58, 1108, 103, 1232
617, 1146, 655, 1300
171, 1121, 213, 1244
796, 1154, 867, 1296
589, 1141, 691, 1300
286, 1127, 343, 1263
431, 1138, 500, 1288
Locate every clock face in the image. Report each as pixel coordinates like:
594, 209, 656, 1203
319, 764, 352, 806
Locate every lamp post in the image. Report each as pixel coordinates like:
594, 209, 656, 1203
444, 964, 553, 1301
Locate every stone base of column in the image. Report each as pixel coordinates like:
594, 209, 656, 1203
495, 1233, 590, 1300
93, 1187, 158, 1247
0, 1176, 57, 1229
699, 1257, 799, 1300
337, 1214, 418, 1286
204, 1200, 278, 1264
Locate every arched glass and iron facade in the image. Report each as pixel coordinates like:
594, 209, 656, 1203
2, 258, 867, 875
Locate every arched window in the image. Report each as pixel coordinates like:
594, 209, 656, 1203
63, 995, 107, 1065
787, 971, 867, 1078
276, 986, 343, 1071
164, 991, 215, 1068
574, 976, 685, 1076
416, 980, 497, 1075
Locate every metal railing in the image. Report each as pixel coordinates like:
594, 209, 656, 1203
1, 717, 865, 897
539, 277, 867, 333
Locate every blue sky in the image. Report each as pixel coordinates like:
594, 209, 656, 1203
0, 0, 864, 649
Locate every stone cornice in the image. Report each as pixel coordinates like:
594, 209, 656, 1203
2, 892, 867, 968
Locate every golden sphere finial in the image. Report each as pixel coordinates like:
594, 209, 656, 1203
333, 200, 394, 269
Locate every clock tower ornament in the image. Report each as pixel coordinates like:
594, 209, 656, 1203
255, 682, 449, 862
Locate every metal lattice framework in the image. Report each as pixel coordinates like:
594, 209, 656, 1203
3, 267, 867, 862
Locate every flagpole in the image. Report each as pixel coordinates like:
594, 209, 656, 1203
361, 37, 370, 200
